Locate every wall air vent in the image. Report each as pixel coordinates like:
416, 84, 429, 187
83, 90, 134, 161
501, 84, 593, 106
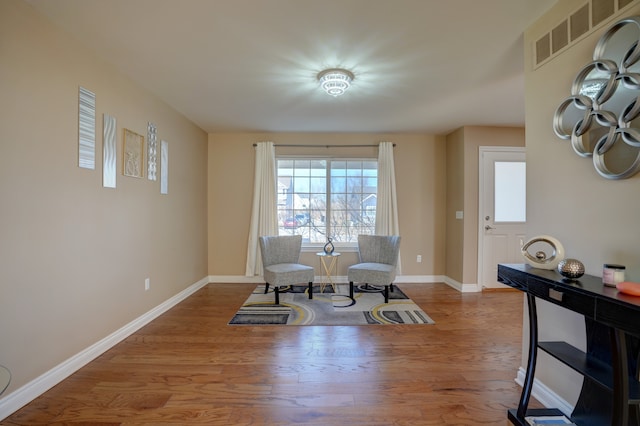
570, 4, 590, 41
592, 0, 615, 26
534, 0, 637, 68
536, 33, 551, 64
552, 19, 569, 53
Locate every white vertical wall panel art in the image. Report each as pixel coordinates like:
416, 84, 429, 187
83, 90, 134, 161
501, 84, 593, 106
78, 87, 96, 169
147, 122, 157, 181
103, 114, 117, 188
160, 140, 168, 194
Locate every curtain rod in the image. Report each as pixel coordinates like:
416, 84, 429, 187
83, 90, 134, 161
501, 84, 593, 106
252, 143, 395, 148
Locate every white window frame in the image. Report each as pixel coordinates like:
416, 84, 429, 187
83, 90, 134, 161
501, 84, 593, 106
276, 155, 378, 252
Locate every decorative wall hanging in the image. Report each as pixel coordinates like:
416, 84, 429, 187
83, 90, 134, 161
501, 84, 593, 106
553, 16, 640, 179
123, 128, 144, 178
103, 114, 117, 188
160, 140, 168, 194
147, 122, 157, 181
78, 86, 96, 169
521, 235, 565, 270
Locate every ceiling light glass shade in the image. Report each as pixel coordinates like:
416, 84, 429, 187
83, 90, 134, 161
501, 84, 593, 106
317, 68, 355, 97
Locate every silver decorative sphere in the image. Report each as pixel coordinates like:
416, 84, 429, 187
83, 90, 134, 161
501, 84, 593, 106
557, 258, 585, 280
535, 251, 547, 260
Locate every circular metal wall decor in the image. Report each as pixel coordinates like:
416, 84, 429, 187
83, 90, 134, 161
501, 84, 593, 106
521, 235, 566, 270
553, 16, 640, 179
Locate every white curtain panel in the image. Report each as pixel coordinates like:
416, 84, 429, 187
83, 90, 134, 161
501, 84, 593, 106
375, 141, 402, 272
245, 142, 279, 276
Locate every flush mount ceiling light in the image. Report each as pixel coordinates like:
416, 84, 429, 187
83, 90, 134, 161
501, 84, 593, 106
317, 68, 355, 97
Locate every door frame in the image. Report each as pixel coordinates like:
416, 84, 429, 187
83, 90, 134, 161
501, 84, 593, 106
477, 146, 526, 290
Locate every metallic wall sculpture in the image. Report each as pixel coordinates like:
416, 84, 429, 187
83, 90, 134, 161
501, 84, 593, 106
123, 128, 144, 178
147, 122, 157, 181
78, 87, 96, 169
160, 140, 168, 194
553, 16, 640, 179
103, 114, 117, 188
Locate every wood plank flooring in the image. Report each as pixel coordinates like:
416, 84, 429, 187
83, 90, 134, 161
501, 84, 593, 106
3, 283, 542, 425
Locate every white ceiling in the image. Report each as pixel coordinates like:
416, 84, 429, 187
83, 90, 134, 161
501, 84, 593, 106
27, 0, 558, 135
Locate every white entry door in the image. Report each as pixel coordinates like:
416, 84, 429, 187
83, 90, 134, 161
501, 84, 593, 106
478, 147, 526, 289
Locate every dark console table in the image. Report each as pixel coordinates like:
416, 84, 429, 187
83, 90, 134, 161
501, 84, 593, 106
497, 264, 640, 426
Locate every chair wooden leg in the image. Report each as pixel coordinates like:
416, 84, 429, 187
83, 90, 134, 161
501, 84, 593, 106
384, 285, 389, 303
264, 283, 269, 294
390, 283, 394, 292
349, 282, 354, 299
275, 286, 280, 305
308, 282, 313, 299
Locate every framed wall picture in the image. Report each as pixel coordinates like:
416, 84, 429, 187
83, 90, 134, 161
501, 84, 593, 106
123, 128, 144, 178
78, 86, 96, 170
103, 114, 117, 188
160, 140, 168, 194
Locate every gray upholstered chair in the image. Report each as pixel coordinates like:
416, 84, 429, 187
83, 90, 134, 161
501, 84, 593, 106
259, 235, 315, 305
348, 235, 401, 303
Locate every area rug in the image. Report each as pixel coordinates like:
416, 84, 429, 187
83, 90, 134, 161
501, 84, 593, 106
229, 283, 435, 326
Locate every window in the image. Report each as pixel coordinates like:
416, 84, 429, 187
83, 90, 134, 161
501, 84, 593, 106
277, 158, 377, 246
494, 161, 526, 222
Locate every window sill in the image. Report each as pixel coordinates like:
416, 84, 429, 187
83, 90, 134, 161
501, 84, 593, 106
301, 245, 358, 254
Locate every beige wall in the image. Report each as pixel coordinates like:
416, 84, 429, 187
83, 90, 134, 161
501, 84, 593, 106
0, 0, 208, 396
445, 126, 525, 284
208, 133, 447, 278
525, 0, 640, 406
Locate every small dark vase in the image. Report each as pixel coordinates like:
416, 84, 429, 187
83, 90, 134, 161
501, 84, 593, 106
323, 238, 335, 255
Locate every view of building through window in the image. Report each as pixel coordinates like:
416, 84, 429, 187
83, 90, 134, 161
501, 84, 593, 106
277, 158, 377, 244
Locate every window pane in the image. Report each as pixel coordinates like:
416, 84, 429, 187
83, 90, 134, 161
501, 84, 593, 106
363, 160, 377, 171
348, 176, 363, 192
309, 177, 326, 193
331, 161, 346, 175
294, 159, 310, 171
494, 161, 526, 222
331, 177, 346, 193
293, 179, 309, 193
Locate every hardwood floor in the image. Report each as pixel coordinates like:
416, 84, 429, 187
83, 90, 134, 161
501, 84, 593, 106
3, 283, 542, 425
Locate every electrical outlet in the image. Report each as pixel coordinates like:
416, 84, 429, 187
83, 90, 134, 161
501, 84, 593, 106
145, 278, 150, 291
416, 255, 422, 263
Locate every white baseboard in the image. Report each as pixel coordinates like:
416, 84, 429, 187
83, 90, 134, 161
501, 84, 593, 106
208, 274, 450, 284
443, 276, 481, 292
515, 367, 574, 417
0, 276, 210, 421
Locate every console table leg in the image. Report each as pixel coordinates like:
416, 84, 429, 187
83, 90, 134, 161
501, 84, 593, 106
611, 328, 629, 426
518, 293, 538, 420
